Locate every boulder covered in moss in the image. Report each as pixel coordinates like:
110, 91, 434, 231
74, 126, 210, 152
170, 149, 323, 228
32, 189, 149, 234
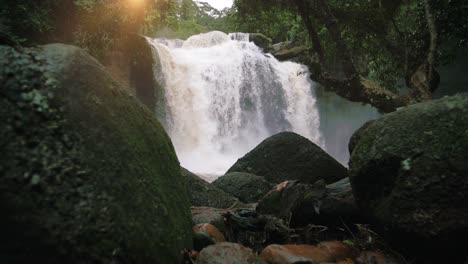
181, 168, 243, 208
249, 33, 272, 51
227, 132, 348, 184
349, 94, 468, 262
0, 44, 192, 263
212, 172, 273, 203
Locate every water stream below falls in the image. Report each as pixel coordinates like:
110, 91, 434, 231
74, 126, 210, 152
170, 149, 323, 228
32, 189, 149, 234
146, 31, 380, 181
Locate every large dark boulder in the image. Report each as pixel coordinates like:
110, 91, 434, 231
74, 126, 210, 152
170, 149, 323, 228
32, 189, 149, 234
256, 178, 359, 227
182, 168, 243, 208
349, 94, 468, 262
212, 172, 273, 203
227, 132, 348, 184
0, 44, 192, 263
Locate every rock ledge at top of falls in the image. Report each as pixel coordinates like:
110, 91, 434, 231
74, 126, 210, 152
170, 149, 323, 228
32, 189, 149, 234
0, 44, 192, 263
349, 93, 468, 263
227, 132, 348, 184
248, 33, 273, 51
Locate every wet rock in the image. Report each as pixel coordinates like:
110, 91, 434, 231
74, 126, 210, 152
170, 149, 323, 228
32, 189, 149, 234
249, 33, 272, 51
0, 44, 192, 263
257, 178, 360, 227
212, 172, 273, 203
272, 45, 309, 61
227, 132, 348, 184
260, 244, 333, 264
196, 242, 258, 264
182, 168, 243, 208
193, 223, 226, 251
192, 207, 226, 233
349, 94, 468, 262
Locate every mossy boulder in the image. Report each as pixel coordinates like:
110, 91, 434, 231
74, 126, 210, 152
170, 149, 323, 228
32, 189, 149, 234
349, 94, 468, 262
227, 132, 348, 184
181, 168, 242, 208
212, 172, 273, 203
0, 44, 192, 263
249, 33, 272, 51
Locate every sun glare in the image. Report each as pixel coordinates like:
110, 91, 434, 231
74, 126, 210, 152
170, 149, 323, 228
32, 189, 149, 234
129, 0, 145, 8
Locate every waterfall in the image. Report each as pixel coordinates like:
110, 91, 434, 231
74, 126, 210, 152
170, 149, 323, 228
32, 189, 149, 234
146, 31, 379, 180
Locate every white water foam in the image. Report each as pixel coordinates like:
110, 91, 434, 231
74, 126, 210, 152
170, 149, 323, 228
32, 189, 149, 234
147, 31, 324, 180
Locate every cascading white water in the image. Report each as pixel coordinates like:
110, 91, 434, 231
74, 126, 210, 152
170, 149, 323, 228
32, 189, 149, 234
147, 31, 324, 180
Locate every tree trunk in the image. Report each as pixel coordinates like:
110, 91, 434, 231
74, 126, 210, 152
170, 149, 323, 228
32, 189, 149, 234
293, 0, 440, 113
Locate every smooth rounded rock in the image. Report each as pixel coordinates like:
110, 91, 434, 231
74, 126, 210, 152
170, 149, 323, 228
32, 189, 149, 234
212, 172, 273, 203
196, 242, 258, 264
260, 244, 333, 264
0, 44, 192, 263
227, 132, 348, 184
349, 94, 468, 262
193, 223, 226, 251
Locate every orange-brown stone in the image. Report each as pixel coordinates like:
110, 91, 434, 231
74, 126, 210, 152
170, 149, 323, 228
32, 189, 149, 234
193, 223, 226, 243
318, 241, 356, 261
260, 244, 333, 264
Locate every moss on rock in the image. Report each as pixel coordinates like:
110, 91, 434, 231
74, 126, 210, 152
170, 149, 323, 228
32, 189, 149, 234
349, 94, 468, 262
0, 44, 192, 263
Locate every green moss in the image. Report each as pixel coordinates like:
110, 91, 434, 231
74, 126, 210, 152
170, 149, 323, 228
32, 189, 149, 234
0, 44, 192, 263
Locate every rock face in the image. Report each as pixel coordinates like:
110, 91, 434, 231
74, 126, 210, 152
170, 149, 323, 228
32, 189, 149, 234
227, 132, 348, 184
0, 44, 192, 263
256, 178, 359, 227
349, 94, 468, 261
196, 242, 259, 264
212, 172, 273, 203
249, 33, 272, 51
182, 168, 242, 208
272, 45, 309, 61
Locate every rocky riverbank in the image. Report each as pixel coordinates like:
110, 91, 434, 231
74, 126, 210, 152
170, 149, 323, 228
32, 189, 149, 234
1, 43, 466, 264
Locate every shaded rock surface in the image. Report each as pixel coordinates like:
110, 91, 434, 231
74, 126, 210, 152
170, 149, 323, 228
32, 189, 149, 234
192, 207, 227, 233
212, 172, 273, 203
249, 33, 272, 51
182, 167, 243, 208
349, 94, 468, 262
272, 45, 309, 61
196, 242, 259, 264
193, 223, 226, 251
256, 178, 359, 227
0, 44, 192, 263
260, 244, 334, 264
227, 132, 348, 184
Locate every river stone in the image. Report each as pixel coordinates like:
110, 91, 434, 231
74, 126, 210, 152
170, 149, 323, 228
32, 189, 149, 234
196, 242, 259, 264
256, 178, 359, 227
192, 207, 226, 233
227, 132, 348, 184
349, 94, 468, 262
0, 44, 192, 263
182, 168, 243, 208
212, 172, 273, 203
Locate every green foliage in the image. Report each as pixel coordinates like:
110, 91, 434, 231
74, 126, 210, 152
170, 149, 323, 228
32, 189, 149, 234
232, 0, 468, 92
230, 0, 307, 43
